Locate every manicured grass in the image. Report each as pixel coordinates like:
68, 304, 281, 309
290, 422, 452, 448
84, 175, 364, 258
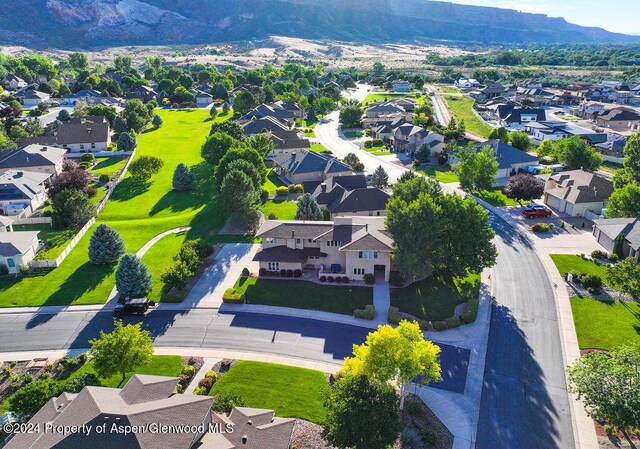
67, 355, 183, 388
14, 223, 76, 260
415, 164, 459, 183
210, 361, 328, 423
391, 273, 480, 322
570, 297, 640, 351
550, 254, 612, 285
362, 93, 417, 105
0, 110, 226, 307
443, 95, 491, 138
89, 157, 127, 178
601, 160, 623, 174
435, 84, 462, 94
259, 199, 297, 220
140, 231, 189, 303
366, 146, 391, 156
310, 143, 330, 153
234, 277, 373, 315
343, 130, 364, 139
475, 187, 521, 207
263, 169, 286, 194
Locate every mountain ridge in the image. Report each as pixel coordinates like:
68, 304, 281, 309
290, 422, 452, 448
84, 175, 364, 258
0, 0, 637, 49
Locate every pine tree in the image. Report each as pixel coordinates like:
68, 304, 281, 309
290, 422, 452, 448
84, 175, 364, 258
113, 115, 128, 134
88, 224, 125, 265
371, 165, 389, 189
151, 114, 163, 127
115, 254, 152, 298
306, 106, 317, 123
295, 193, 324, 221
172, 163, 196, 191
117, 132, 136, 152
210, 107, 218, 118
222, 102, 230, 114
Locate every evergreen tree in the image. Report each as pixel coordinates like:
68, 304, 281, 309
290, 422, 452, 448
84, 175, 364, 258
151, 114, 163, 127
57, 109, 70, 122
209, 107, 218, 118
306, 106, 317, 123
113, 115, 128, 134
116, 132, 136, 152
295, 193, 324, 221
371, 165, 389, 189
222, 102, 230, 114
115, 254, 152, 298
398, 170, 417, 183
88, 224, 125, 265
172, 163, 196, 191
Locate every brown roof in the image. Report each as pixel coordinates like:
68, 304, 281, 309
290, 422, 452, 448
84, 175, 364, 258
55, 116, 110, 145
547, 170, 614, 204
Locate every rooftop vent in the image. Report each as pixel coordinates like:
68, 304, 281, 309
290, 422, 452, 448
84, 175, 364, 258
242, 435, 248, 444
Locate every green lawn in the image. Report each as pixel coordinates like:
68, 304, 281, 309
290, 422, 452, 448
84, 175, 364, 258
475, 187, 521, 207
343, 130, 364, 139
391, 273, 480, 322
304, 129, 315, 137
210, 361, 328, 424
570, 297, 640, 351
14, 224, 76, 260
415, 164, 459, 183
365, 146, 391, 156
310, 143, 330, 153
362, 93, 417, 105
259, 199, 297, 220
550, 254, 615, 285
435, 84, 462, 94
234, 277, 373, 315
443, 95, 491, 138
600, 160, 623, 174
141, 231, 189, 302
0, 110, 227, 307
89, 157, 127, 178
263, 170, 287, 194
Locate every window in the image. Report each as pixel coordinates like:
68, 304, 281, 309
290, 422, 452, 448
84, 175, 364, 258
353, 268, 365, 275
265, 238, 276, 244
376, 211, 381, 216
296, 239, 301, 244
268, 262, 280, 271
359, 251, 378, 259
91, 143, 96, 149
308, 239, 317, 243
80, 144, 85, 149
6, 258, 15, 268
327, 241, 341, 247
309, 256, 319, 260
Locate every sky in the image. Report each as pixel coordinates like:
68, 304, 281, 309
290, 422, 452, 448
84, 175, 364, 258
436, 0, 640, 35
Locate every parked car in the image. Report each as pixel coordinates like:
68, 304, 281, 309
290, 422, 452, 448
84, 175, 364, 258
522, 204, 553, 218
113, 297, 155, 317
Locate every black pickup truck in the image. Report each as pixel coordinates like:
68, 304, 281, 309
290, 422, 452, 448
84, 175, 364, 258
113, 297, 156, 317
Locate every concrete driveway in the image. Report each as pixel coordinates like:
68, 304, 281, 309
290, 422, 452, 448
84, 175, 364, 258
168, 243, 259, 309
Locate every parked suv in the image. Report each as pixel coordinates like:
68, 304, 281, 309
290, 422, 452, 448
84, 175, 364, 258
113, 297, 155, 317
522, 204, 553, 218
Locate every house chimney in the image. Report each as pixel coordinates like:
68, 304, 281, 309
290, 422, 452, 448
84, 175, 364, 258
366, 224, 368, 232
291, 230, 295, 238
320, 182, 327, 192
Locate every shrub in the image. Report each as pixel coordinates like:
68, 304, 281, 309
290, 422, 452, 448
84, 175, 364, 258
445, 316, 463, 328
79, 161, 92, 169
432, 320, 449, 331
181, 365, 196, 378
406, 399, 423, 416
531, 222, 550, 233
0, 264, 8, 276
388, 306, 401, 325
419, 427, 438, 445
342, 276, 349, 283
175, 384, 183, 394
80, 153, 95, 162
275, 186, 289, 196
363, 273, 375, 285
286, 269, 293, 278
241, 267, 250, 277
222, 288, 244, 303
287, 184, 296, 193
8, 379, 64, 418
591, 250, 607, 259
259, 268, 266, 276
327, 276, 334, 283
280, 269, 287, 277
353, 304, 375, 320
18, 264, 29, 275
210, 392, 247, 414
192, 386, 208, 395
294, 184, 304, 193
205, 371, 217, 381
64, 373, 100, 393
320, 275, 327, 282
268, 212, 277, 219
460, 296, 479, 324
260, 188, 269, 200
415, 318, 431, 331
608, 253, 619, 262
98, 174, 110, 184
293, 269, 302, 278
389, 271, 404, 287
198, 377, 213, 390
580, 274, 603, 291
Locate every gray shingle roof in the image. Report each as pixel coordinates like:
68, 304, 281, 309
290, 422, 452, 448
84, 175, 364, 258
475, 139, 539, 170
55, 116, 110, 145
599, 107, 640, 121
547, 170, 614, 204
0, 231, 39, 257
331, 188, 390, 214
0, 144, 66, 170
594, 218, 640, 250
270, 150, 351, 176
0, 170, 49, 201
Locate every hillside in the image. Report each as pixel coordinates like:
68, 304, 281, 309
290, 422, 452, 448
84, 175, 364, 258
0, 0, 637, 48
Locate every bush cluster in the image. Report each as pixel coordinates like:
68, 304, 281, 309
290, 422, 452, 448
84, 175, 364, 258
363, 273, 375, 285
222, 288, 244, 303
353, 304, 375, 320
571, 272, 603, 292
275, 186, 289, 196
161, 239, 214, 291
258, 268, 302, 278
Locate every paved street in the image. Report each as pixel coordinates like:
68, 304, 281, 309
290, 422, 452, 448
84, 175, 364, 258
476, 216, 575, 449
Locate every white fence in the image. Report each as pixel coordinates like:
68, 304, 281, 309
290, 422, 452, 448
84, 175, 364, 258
28, 149, 136, 269
602, 155, 624, 164
584, 210, 603, 221
12, 217, 52, 225
66, 151, 133, 159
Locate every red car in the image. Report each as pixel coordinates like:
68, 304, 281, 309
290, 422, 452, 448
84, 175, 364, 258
522, 205, 553, 218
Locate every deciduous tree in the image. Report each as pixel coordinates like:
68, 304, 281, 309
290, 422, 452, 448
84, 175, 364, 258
343, 153, 364, 172
209, 120, 243, 140
607, 258, 640, 299
219, 169, 260, 226
508, 131, 531, 151
128, 155, 164, 182
216, 146, 266, 185
606, 183, 640, 218
453, 144, 498, 192
554, 136, 602, 171
504, 173, 544, 204
51, 189, 95, 229
339, 104, 362, 128
488, 127, 509, 143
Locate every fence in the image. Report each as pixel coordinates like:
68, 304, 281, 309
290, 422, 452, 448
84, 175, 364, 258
583, 210, 602, 221
602, 155, 624, 164
28, 149, 136, 269
65, 151, 133, 159
12, 217, 52, 225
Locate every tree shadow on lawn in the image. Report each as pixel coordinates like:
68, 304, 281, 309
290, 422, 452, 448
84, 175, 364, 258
185, 199, 227, 242
91, 157, 121, 172
148, 162, 215, 217
107, 178, 150, 202
26, 262, 115, 329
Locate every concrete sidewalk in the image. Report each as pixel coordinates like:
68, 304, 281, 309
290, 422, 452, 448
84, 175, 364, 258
372, 280, 390, 324
184, 357, 221, 394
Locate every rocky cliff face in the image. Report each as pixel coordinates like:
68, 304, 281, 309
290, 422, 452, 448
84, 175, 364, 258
0, 0, 637, 48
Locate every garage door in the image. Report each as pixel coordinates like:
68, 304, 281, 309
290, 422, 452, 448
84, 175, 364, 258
545, 195, 563, 212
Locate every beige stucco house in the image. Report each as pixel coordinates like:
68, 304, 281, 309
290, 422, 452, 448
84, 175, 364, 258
0, 144, 66, 177
0, 230, 39, 273
543, 170, 614, 217
268, 148, 353, 186
254, 217, 394, 282
592, 218, 640, 262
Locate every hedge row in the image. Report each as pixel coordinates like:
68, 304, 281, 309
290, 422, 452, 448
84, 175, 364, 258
222, 288, 244, 304
353, 304, 375, 320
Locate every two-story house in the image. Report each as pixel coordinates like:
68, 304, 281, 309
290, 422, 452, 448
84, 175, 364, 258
268, 148, 353, 188
0, 170, 49, 216
543, 170, 614, 217
54, 116, 111, 152
254, 217, 394, 282
391, 124, 444, 155
0, 145, 66, 177
312, 175, 390, 219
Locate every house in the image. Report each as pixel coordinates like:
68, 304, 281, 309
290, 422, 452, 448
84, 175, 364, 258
54, 116, 111, 152
241, 104, 296, 125
370, 115, 408, 140
0, 215, 14, 232
391, 124, 444, 155
455, 78, 480, 89
0, 170, 49, 216
0, 230, 39, 273
571, 102, 606, 119
242, 116, 291, 136
268, 148, 353, 188
0, 145, 66, 177
450, 140, 539, 186
269, 129, 311, 152
312, 175, 390, 218
194, 90, 213, 107
5, 375, 211, 449
393, 97, 416, 112
272, 100, 304, 119
365, 102, 405, 118
391, 80, 412, 93
595, 107, 640, 133
525, 122, 607, 145
254, 216, 394, 281
497, 105, 546, 130
128, 85, 158, 103
592, 218, 640, 263
595, 137, 627, 159
16, 89, 50, 107
543, 170, 614, 217
2, 74, 27, 90
63, 89, 102, 105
